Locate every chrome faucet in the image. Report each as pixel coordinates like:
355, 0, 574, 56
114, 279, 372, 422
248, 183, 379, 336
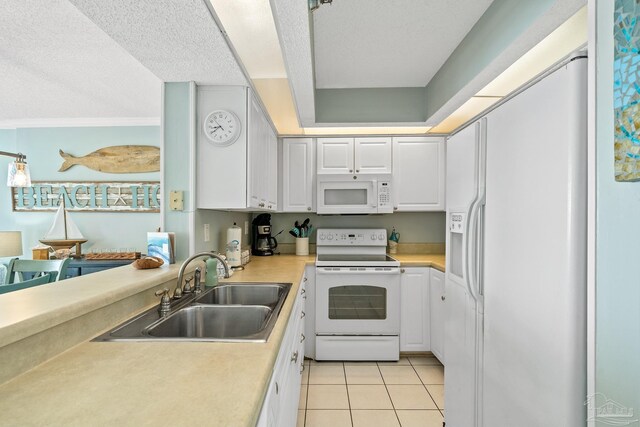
173, 252, 230, 299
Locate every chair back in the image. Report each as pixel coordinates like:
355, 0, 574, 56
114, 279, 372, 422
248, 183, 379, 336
0, 273, 54, 294
5, 258, 70, 284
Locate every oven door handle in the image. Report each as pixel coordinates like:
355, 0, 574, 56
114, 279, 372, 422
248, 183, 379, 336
316, 268, 400, 275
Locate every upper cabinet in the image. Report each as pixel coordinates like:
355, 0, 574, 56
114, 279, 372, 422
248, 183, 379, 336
317, 137, 391, 175
280, 138, 315, 212
197, 86, 277, 211
392, 136, 445, 211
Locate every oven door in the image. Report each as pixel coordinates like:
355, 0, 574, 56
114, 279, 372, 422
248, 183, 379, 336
317, 179, 377, 214
315, 267, 400, 335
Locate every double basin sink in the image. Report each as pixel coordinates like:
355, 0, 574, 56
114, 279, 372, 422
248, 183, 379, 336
93, 282, 291, 343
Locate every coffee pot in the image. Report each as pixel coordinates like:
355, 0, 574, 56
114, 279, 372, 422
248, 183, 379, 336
252, 214, 278, 256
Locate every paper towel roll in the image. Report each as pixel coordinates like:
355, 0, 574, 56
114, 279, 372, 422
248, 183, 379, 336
226, 223, 242, 267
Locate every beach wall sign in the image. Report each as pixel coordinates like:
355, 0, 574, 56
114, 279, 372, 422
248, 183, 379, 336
12, 182, 161, 212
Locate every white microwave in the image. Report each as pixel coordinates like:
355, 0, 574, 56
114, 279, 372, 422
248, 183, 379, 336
317, 175, 393, 214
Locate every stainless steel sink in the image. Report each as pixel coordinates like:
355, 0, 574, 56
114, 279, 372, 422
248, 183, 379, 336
93, 282, 292, 343
146, 305, 272, 341
194, 283, 288, 307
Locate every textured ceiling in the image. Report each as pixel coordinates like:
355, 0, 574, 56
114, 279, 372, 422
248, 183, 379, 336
0, 0, 161, 124
313, 0, 494, 89
69, 0, 248, 86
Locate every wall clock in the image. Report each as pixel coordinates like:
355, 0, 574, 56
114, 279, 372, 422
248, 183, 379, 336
203, 110, 241, 146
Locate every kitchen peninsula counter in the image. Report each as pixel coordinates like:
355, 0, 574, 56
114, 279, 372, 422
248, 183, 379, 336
0, 253, 444, 426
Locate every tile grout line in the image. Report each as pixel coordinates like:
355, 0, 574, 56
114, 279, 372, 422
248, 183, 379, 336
342, 362, 355, 427
304, 363, 310, 427
409, 357, 444, 417
376, 361, 403, 426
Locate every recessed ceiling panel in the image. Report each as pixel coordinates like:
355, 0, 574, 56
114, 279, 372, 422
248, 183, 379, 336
69, 0, 248, 86
313, 0, 494, 89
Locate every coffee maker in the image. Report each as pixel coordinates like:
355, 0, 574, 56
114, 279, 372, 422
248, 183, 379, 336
252, 213, 278, 256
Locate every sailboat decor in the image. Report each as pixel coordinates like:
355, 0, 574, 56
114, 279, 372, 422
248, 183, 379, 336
39, 198, 87, 257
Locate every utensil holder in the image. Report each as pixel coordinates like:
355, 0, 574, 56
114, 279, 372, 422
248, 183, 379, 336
295, 237, 309, 256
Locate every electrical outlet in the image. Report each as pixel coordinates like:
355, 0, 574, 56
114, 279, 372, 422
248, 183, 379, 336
244, 221, 249, 235
204, 224, 210, 242
169, 190, 184, 211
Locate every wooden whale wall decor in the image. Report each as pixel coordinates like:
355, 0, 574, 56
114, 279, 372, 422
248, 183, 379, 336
58, 145, 160, 173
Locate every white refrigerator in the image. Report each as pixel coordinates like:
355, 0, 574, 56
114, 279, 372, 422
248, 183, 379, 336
445, 55, 587, 427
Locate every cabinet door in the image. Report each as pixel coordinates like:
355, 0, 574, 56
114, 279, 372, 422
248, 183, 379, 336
303, 265, 315, 358
392, 137, 445, 211
430, 268, 446, 363
282, 138, 315, 212
267, 123, 278, 210
247, 94, 265, 209
354, 137, 392, 174
400, 267, 431, 352
317, 138, 354, 174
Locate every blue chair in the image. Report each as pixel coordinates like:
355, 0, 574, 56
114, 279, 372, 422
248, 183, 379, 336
5, 259, 70, 284
0, 273, 55, 294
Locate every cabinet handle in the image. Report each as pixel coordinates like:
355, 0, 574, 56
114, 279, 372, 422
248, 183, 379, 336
301, 288, 306, 295
394, 207, 398, 211
352, 175, 357, 180
300, 333, 306, 343
300, 364, 305, 374
307, 207, 312, 211
301, 311, 306, 319
303, 277, 308, 282
401, 268, 405, 273
291, 351, 299, 363
441, 295, 446, 301
275, 382, 279, 395
349, 169, 353, 173
356, 169, 360, 173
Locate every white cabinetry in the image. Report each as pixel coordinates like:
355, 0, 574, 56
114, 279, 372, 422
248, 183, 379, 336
400, 267, 431, 352
303, 265, 315, 358
197, 86, 277, 211
392, 137, 445, 211
280, 138, 315, 212
317, 137, 391, 175
429, 268, 446, 363
257, 277, 306, 427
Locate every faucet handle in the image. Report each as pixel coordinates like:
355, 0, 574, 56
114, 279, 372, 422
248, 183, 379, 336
155, 288, 170, 298
155, 288, 171, 316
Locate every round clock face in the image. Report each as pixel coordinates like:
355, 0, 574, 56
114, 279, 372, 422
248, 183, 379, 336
203, 110, 241, 146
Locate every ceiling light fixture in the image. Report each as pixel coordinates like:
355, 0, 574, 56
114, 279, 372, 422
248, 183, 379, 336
309, 0, 333, 12
1, 151, 32, 187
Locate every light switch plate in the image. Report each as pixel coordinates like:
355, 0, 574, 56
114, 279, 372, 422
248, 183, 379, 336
204, 224, 210, 242
169, 191, 184, 211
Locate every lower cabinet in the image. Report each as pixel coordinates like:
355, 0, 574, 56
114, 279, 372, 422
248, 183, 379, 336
399, 267, 431, 352
257, 275, 306, 427
303, 265, 315, 359
429, 268, 446, 363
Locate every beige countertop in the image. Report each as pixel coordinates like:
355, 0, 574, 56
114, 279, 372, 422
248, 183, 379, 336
0, 253, 444, 426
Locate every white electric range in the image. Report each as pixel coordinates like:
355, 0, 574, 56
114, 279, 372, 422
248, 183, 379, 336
315, 228, 401, 361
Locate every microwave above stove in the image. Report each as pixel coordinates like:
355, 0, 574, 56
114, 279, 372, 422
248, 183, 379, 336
317, 175, 393, 214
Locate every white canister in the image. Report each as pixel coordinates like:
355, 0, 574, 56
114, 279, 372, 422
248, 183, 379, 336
295, 237, 309, 256
226, 223, 242, 267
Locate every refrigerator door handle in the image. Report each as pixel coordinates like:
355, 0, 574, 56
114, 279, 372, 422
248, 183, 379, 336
467, 200, 481, 302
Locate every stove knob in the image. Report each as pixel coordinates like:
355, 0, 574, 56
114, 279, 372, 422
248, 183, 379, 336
378, 233, 385, 240
371, 235, 377, 240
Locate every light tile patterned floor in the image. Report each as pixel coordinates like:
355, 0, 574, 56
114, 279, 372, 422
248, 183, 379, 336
298, 355, 445, 427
